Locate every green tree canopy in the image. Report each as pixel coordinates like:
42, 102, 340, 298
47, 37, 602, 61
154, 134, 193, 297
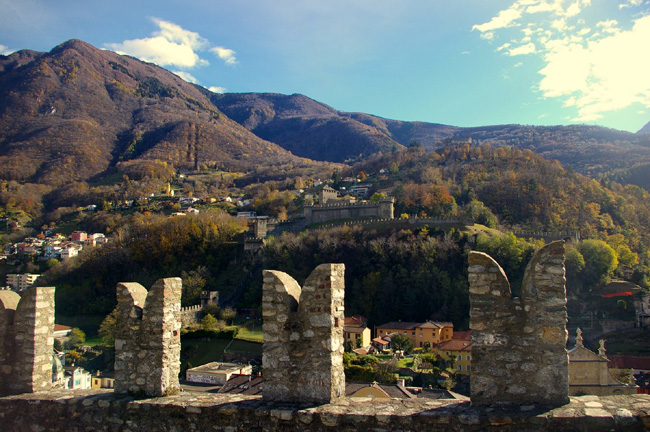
578, 239, 618, 289
68, 327, 86, 348
98, 308, 117, 347
390, 333, 414, 354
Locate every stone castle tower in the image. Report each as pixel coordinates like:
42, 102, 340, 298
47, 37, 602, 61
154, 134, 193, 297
0, 286, 55, 395
114, 278, 182, 397
469, 241, 569, 406
262, 263, 346, 403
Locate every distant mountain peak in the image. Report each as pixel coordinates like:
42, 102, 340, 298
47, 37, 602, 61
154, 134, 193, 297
638, 120, 650, 134
0, 39, 311, 185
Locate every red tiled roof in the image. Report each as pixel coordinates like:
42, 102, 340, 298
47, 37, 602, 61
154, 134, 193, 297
54, 324, 72, 332
344, 315, 368, 326
344, 326, 366, 334
452, 331, 471, 341
608, 355, 650, 371
437, 339, 471, 351
377, 321, 453, 330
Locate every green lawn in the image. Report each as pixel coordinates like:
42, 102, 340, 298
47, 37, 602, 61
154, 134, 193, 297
236, 326, 264, 343
83, 335, 104, 347
397, 357, 415, 368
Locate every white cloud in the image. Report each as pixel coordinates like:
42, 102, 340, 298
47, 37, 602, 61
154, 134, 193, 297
173, 71, 199, 84
0, 44, 14, 55
508, 42, 537, 55
474, 0, 650, 123
620, 0, 643, 9
497, 42, 511, 51
105, 18, 236, 69
473, 7, 522, 33
210, 46, 237, 65
540, 15, 650, 121
208, 86, 227, 94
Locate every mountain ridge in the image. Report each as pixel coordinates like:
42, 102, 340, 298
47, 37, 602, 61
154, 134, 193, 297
1, 39, 650, 189
0, 39, 311, 186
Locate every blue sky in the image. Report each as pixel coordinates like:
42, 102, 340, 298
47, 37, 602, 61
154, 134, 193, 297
1, 0, 649, 132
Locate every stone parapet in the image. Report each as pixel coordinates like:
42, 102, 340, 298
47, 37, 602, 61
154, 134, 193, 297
0, 391, 648, 431
114, 278, 182, 397
263, 264, 345, 403
0, 286, 55, 395
469, 241, 569, 406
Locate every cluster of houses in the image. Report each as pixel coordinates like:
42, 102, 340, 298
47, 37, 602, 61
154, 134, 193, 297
344, 317, 473, 375
3, 230, 108, 263
2, 231, 109, 292
342, 315, 647, 396
51, 324, 114, 391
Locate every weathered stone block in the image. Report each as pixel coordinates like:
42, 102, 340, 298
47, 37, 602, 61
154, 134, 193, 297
0, 286, 55, 395
262, 264, 345, 404
114, 278, 182, 397
469, 241, 569, 407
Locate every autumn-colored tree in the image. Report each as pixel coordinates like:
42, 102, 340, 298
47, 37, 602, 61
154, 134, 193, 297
578, 239, 619, 289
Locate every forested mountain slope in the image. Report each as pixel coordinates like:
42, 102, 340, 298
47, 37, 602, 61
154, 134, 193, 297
0, 40, 310, 186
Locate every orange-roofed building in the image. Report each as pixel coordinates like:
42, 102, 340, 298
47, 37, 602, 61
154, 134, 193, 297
436, 332, 472, 375
344, 315, 371, 350
376, 321, 454, 349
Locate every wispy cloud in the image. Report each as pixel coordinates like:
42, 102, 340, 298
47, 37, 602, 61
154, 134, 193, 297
473, 0, 650, 122
210, 47, 237, 65
105, 18, 236, 69
619, 0, 643, 9
208, 86, 227, 94
0, 44, 14, 55
172, 71, 199, 84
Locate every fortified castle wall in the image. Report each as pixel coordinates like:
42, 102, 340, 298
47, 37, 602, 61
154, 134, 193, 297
469, 241, 569, 406
0, 286, 54, 396
1, 251, 649, 431
114, 278, 182, 397
262, 263, 345, 403
304, 198, 394, 224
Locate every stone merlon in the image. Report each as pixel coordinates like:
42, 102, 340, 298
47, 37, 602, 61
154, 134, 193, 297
469, 241, 569, 407
263, 263, 345, 404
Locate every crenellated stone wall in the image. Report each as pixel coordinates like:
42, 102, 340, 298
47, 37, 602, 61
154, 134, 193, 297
0, 286, 55, 396
114, 278, 182, 397
303, 198, 394, 224
179, 305, 203, 326
262, 263, 345, 403
469, 240, 569, 406
2, 255, 650, 430
1, 390, 649, 431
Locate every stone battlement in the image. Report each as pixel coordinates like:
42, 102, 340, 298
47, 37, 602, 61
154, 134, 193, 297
304, 198, 394, 224
3, 249, 650, 430
114, 278, 182, 397
0, 390, 648, 431
0, 286, 54, 395
469, 241, 569, 406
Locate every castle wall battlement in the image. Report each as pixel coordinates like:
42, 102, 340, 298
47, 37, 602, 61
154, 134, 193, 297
304, 199, 394, 224
0, 390, 648, 431
469, 241, 569, 406
3, 247, 650, 430
114, 278, 182, 397
262, 264, 345, 403
0, 286, 55, 396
